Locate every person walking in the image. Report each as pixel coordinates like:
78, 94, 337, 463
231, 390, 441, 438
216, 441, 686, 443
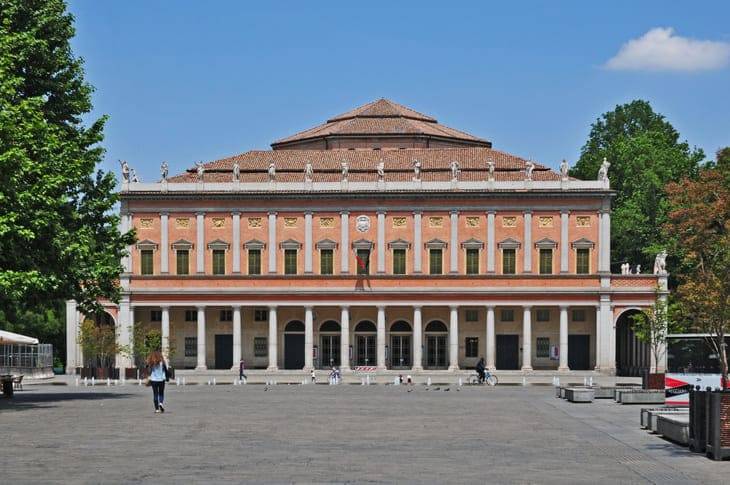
147, 351, 168, 413
239, 358, 247, 381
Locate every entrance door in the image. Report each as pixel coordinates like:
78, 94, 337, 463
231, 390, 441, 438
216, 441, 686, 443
214, 334, 233, 370
284, 334, 305, 369
356, 335, 376, 366
496, 335, 519, 370
320, 335, 340, 369
568, 335, 590, 370
426, 335, 447, 368
391, 335, 411, 368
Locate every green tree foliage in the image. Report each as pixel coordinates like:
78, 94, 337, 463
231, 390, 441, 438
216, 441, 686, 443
0, 0, 134, 324
570, 100, 705, 272
77, 318, 118, 368
630, 294, 683, 373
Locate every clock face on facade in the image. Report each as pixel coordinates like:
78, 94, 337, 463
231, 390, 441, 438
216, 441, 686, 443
355, 215, 371, 233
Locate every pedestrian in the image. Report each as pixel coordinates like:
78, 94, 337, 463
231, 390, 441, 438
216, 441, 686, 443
239, 358, 247, 381
310, 368, 316, 383
147, 350, 169, 413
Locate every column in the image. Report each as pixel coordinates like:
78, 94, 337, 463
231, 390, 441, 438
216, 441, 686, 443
412, 306, 423, 371
340, 306, 350, 371
232, 212, 241, 273
65, 300, 79, 373
599, 210, 611, 272
232, 305, 241, 369
486, 306, 496, 370
160, 212, 169, 273
268, 212, 277, 273
304, 306, 314, 370
196, 212, 205, 273
304, 212, 313, 273
653, 295, 668, 373
377, 211, 385, 273
599, 295, 613, 370
196, 306, 207, 370
560, 210, 569, 273
116, 297, 132, 370
523, 211, 532, 272
558, 306, 569, 371
449, 306, 459, 371
522, 306, 533, 371
487, 211, 495, 273
413, 211, 422, 273
376, 306, 386, 370
594, 306, 601, 370
161, 306, 170, 361
450, 210, 459, 273
267, 306, 278, 370
340, 211, 349, 273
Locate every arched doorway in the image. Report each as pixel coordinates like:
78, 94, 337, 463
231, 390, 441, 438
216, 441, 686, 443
284, 320, 305, 369
78, 311, 117, 368
390, 320, 412, 369
425, 320, 448, 369
319, 320, 340, 369
354, 320, 376, 367
615, 309, 650, 377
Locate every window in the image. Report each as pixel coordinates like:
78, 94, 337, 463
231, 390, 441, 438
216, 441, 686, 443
536, 309, 550, 322
576, 248, 590, 274
176, 250, 189, 275
185, 337, 197, 357
501, 309, 514, 322
539, 249, 553, 274
254, 308, 269, 322
536, 337, 550, 358
284, 249, 298, 275
141, 250, 154, 275
429, 249, 442, 275
185, 310, 197, 322
220, 309, 232, 322
502, 249, 516, 274
393, 249, 406, 275
465, 337, 479, 358
212, 249, 226, 275
356, 249, 370, 275
466, 248, 479, 275
320, 249, 333, 275
151, 310, 162, 322
254, 337, 268, 357
248, 249, 261, 275
465, 309, 479, 322
572, 309, 586, 322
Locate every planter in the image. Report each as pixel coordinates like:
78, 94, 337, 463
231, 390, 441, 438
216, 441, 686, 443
620, 389, 665, 405
52, 366, 65, 375
565, 388, 594, 403
644, 372, 665, 390
77, 367, 119, 380
657, 415, 690, 445
706, 390, 730, 460
689, 387, 708, 453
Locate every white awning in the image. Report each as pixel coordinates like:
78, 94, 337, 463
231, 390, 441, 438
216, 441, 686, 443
0, 330, 39, 345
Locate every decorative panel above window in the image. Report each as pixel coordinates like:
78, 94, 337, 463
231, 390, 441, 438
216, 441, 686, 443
315, 238, 338, 250
576, 216, 591, 227
175, 218, 190, 229
538, 216, 553, 228
424, 238, 447, 249
392, 217, 407, 228
139, 218, 153, 229
570, 238, 595, 249
497, 237, 521, 250
502, 216, 517, 228
248, 217, 262, 228
136, 239, 159, 251
460, 238, 484, 250
534, 238, 558, 249
284, 217, 298, 228
428, 216, 443, 228
279, 239, 302, 250
171, 239, 193, 251
244, 239, 266, 250
465, 216, 480, 228
319, 217, 335, 228
351, 239, 373, 250
212, 217, 226, 228
387, 238, 411, 250
207, 239, 230, 251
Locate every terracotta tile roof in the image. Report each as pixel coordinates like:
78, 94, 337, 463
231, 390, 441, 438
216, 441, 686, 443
328, 98, 437, 122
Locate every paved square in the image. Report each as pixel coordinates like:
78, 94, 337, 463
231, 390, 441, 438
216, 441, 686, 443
1, 383, 726, 484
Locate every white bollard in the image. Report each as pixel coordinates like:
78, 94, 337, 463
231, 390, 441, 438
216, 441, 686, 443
138, 378, 142, 386
589, 376, 593, 387
213, 377, 216, 386
361, 377, 365, 386
182, 377, 186, 386
107, 378, 111, 387
176, 377, 180, 386
366, 375, 370, 386
583, 377, 588, 386
458, 377, 463, 387
394, 377, 399, 386
114, 379, 118, 386
556, 377, 560, 387
75, 377, 79, 386
427, 377, 432, 386
522, 376, 527, 386
91, 377, 95, 386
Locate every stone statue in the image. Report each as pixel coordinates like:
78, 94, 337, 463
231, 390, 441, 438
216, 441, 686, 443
160, 161, 169, 181
525, 161, 535, 181
560, 159, 569, 180
413, 160, 422, 181
487, 159, 495, 181
232, 161, 240, 182
304, 162, 313, 182
130, 168, 140, 183
377, 160, 385, 182
450, 161, 460, 181
653, 250, 667, 275
635, 264, 641, 275
341, 161, 349, 181
119, 160, 130, 183
621, 262, 630, 275
268, 162, 276, 182
195, 161, 205, 182
597, 157, 610, 183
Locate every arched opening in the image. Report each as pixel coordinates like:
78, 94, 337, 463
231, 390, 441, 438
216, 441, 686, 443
615, 309, 650, 377
319, 320, 340, 369
390, 320, 412, 369
284, 320, 305, 369
424, 320, 448, 369
79, 311, 117, 369
354, 320, 376, 367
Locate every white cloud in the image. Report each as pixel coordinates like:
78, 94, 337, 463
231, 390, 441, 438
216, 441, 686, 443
605, 27, 730, 71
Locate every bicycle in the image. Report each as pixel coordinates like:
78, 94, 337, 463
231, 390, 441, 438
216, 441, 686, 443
469, 371, 498, 386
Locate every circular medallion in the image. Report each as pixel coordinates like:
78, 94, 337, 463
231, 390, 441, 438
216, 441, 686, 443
355, 215, 371, 233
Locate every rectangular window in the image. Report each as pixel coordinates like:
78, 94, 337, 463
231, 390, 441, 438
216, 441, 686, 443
465, 337, 479, 358
392, 249, 406, 275
536, 337, 550, 358
176, 249, 189, 275
184, 337, 197, 357
466, 248, 479, 275
284, 249, 298, 275
248, 249, 261, 275
539, 249, 553, 275
320, 249, 334, 275
576, 248, 590, 274
185, 310, 197, 322
151, 310, 162, 322
254, 337, 268, 357
465, 309, 479, 322
254, 308, 269, 322
502, 249, 516, 274
536, 309, 550, 322
572, 309, 586, 322
429, 249, 442, 275
212, 249, 226, 275
220, 309, 232, 322
501, 309, 514, 322
356, 249, 370, 275
141, 250, 154, 275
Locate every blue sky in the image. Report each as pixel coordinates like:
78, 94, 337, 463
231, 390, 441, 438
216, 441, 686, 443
67, 1, 730, 182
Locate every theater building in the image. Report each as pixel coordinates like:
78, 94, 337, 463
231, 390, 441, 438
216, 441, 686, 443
65, 99, 666, 375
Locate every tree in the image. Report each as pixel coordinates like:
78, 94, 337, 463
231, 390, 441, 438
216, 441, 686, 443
77, 318, 118, 368
0, 0, 134, 320
570, 100, 705, 272
630, 293, 682, 373
663, 151, 730, 385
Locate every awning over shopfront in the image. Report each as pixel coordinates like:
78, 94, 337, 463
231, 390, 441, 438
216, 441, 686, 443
0, 330, 39, 345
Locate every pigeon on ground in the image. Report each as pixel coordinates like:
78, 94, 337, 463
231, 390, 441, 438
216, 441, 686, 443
444, 388, 450, 392
433, 387, 440, 391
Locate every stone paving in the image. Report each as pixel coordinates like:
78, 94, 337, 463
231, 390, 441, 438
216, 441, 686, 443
1, 382, 726, 484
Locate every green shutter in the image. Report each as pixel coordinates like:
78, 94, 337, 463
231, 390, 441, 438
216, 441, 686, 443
176, 250, 189, 275
429, 249, 442, 275
141, 250, 154, 275
285, 250, 297, 275
576, 248, 590, 274
393, 249, 406, 274
502, 249, 516, 274
466, 248, 479, 274
320, 249, 333, 275
539, 249, 553, 274
213, 250, 226, 275
248, 249, 261, 275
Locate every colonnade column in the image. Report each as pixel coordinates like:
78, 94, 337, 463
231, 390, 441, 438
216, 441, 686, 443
448, 306, 459, 371
523, 211, 532, 273
376, 306, 386, 370
486, 211, 495, 273
413, 211, 422, 273
65, 300, 79, 373
450, 211, 459, 273
267, 306, 278, 371
161, 306, 170, 362
196, 212, 205, 274
522, 306, 533, 371
160, 212, 169, 274
560, 210, 569, 273
196, 305, 206, 370
304, 306, 314, 370
340, 211, 349, 273
232, 305, 241, 369
558, 306, 569, 371
340, 306, 350, 371
412, 306, 423, 371
486, 305, 496, 371
594, 306, 601, 370
599, 209, 611, 273
116, 297, 132, 370
232, 212, 241, 273
304, 212, 313, 274
268, 212, 277, 274
377, 211, 386, 273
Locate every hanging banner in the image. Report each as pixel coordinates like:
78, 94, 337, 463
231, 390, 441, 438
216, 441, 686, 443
665, 373, 723, 406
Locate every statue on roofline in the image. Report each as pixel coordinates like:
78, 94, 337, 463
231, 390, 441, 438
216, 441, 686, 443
487, 159, 495, 181
450, 161, 460, 181
525, 160, 535, 181
560, 159, 569, 180
377, 160, 385, 182
268, 162, 276, 182
598, 157, 610, 183
304, 162, 313, 182
119, 160, 130, 183
160, 161, 169, 182
413, 159, 422, 181
130, 168, 140, 183
341, 161, 349, 181
195, 161, 205, 182
653, 250, 667, 275
232, 161, 240, 182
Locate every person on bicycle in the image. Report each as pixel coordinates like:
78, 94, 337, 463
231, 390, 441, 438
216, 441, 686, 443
475, 357, 486, 384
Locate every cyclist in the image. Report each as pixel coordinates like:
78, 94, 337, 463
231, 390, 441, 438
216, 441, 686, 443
475, 357, 486, 384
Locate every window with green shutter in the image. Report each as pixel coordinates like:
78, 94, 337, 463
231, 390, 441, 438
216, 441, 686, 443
429, 249, 442, 275
536, 337, 550, 358
576, 248, 590, 274
176, 250, 189, 275
502, 249, 516, 274
212, 250, 226, 275
284, 249, 298, 275
393, 249, 406, 275
466, 248, 479, 275
141, 250, 154, 275
539, 249, 553, 274
320, 249, 333, 275
248, 249, 261, 275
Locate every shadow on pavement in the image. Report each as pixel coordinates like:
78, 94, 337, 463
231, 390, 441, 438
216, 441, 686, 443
0, 391, 133, 412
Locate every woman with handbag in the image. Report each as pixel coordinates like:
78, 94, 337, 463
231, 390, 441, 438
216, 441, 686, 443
147, 351, 169, 413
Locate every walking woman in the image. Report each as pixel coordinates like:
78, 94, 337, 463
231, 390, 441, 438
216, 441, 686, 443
147, 351, 168, 413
